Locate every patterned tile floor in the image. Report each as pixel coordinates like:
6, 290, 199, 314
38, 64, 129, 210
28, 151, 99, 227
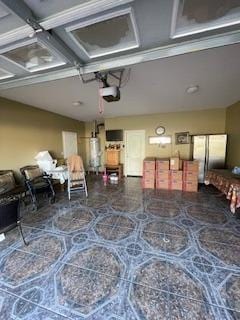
0, 176, 240, 320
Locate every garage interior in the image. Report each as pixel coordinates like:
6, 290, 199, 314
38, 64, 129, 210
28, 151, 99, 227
0, 1, 240, 319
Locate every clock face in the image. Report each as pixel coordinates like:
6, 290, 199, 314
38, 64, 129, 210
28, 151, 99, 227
155, 126, 165, 135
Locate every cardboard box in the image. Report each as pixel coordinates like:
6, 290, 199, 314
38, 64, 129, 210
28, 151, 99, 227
156, 170, 170, 180
143, 170, 155, 179
183, 161, 199, 172
170, 157, 180, 170
156, 178, 170, 190
183, 170, 198, 182
143, 158, 156, 171
170, 170, 183, 181
142, 178, 155, 189
170, 180, 182, 191
183, 180, 198, 192
156, 159, 169, 171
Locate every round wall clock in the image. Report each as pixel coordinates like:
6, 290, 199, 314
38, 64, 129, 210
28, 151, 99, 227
155, 126, 165, 135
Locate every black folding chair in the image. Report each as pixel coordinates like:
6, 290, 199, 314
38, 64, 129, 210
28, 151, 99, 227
0, 197, 28, 245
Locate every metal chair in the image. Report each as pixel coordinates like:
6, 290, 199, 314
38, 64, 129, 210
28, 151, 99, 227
20, 165, 55, 211
0, 197, 28, 245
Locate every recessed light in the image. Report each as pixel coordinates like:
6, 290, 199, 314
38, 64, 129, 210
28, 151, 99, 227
186, 85, 199, 94
72, 100, 83, 106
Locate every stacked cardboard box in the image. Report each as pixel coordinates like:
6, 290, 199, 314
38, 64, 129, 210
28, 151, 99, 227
142, 158, 199, 192
142, 157, 156, 189
170, 169, 183, 191
169, 156, 182, 190
156, 159, 170, 189
183, 161, 199, 192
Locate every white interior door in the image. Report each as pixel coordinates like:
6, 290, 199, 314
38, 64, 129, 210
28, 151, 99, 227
193, 135, 207, 183
125, 130, 145, 176
62, 131, 78, 158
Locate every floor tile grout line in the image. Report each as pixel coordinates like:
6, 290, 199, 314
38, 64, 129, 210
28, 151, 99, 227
23, 215, 240, 246
0, 287, 72, 319
0, 253, 35, 284
18, 224, 240, 273
11, 264, 236, 317
18, 257, 237, 313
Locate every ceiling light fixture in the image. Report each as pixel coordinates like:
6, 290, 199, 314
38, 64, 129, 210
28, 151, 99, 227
186, 85, 199, 94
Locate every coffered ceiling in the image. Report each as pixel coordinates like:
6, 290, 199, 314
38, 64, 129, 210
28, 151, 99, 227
0, 0, 240, 121
0, 0, 239, 89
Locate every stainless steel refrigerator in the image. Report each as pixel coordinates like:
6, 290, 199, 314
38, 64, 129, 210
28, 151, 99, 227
192, 134, 227, 183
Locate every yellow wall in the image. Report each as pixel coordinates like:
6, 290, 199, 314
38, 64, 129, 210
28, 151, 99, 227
0, 97, 85, 176
105, 108, 226, 163
226, 101, 240, 168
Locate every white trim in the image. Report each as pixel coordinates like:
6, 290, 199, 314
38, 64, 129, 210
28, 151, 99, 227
65, 7, 140, 59
124, 130, 145, 177
0, 38, 66, 73
172, 19, 240, 38
0, 37, 36, 54
170, 0, 180, 39
28, 61, 66, 73
0, 25, 33, 47
171, 0, 240, 39
0, 67, 14, 80
41, 0, 134, 30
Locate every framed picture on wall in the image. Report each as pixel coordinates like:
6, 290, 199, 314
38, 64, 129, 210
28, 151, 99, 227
175, 132, 190, 145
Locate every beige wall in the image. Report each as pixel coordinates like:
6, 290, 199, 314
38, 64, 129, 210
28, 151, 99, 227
0, 96, 227, 175
226, 101, 240, 168
105, 108, 226, 164
0, 97, 85, 176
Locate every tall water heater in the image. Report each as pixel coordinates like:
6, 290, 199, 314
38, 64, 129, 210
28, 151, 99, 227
89, 137, 101, 173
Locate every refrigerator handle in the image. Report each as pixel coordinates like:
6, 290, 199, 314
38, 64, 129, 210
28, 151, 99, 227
205, 136, 209, 175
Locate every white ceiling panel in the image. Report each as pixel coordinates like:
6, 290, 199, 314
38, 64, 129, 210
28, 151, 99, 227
66, 9, 139, 58
0, 67, 14, 80
2, 41, 66, 72
172, 0, 240, 38
0, 0, 240, 89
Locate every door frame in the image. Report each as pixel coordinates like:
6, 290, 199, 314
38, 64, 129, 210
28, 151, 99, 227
124, 129, 145, 177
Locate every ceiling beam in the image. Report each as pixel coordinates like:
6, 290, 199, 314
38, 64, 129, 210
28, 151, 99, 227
0, 0, 134, 47
40, 0, 134, 30
1, 29, 240, 90
0, 0, 82, 66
